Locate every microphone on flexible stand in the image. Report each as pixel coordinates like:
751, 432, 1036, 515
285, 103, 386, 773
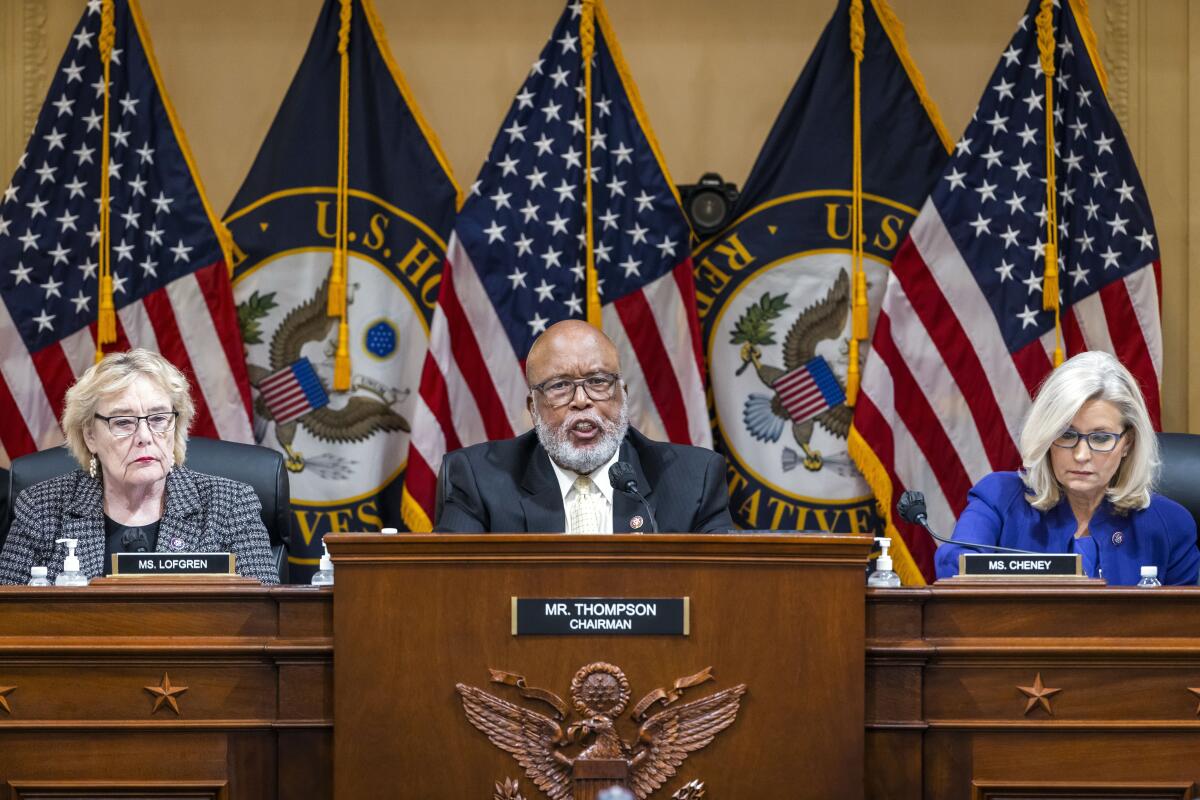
608, 461, 658, 534
896, 490, 1038, 555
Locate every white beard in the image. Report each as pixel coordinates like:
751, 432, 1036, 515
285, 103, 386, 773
533, 398, 630, 475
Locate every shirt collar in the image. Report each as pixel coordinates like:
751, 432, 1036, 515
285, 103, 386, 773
548, 447, 621, 507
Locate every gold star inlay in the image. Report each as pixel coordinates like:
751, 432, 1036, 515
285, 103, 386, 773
144, 672, 188, 716
1017, 673, 1062, 716
0, 686, 15, 715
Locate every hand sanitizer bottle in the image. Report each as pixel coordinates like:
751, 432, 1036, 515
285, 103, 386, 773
1136, 565, 1162, 588
53, 538, 89, 587
311, 539, 334, 586
867, 536, 902, 588
28, 566, 51, 587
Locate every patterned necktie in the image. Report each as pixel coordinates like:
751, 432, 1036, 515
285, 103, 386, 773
569, 476, 605, 534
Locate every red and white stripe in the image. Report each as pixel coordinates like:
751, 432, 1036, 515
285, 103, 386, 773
853, 201, 1162, 581
402, 237, 711, 530
259, 369, 312, 426
0, 260, 254, 467
773, 368, 829, 423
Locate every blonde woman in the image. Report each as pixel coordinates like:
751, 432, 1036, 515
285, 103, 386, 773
0, 349, 277, 584
935, 351, 1199, 585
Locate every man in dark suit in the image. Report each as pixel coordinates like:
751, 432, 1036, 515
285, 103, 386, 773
435, 320, 733, 533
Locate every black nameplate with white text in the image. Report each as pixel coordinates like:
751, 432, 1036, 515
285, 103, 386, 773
112, 552, 235, 576
959, 553, 1082, 577
512, 597, 689, 636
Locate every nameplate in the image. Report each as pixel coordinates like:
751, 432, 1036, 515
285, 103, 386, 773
512, 597, 689, 636
959, 553, 1082, 577
111, 552, 235, 576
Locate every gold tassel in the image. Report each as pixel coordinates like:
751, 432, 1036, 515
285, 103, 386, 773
581, 0, 601, 328
1036, 0, 1064, 357
1042, 241, 1058, 311
846, 339, 861, 407
852, 271, 869, 340
97, 274, 116, 342
333, 318, 351, 391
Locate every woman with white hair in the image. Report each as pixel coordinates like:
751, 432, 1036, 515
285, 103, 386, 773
935, 350, 1199, 585
0, 349, 278, 585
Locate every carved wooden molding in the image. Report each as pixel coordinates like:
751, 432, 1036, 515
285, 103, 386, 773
1101, 0, 1131, 130
0, 685, 15, 715
21, 0, 47, 137
1188, 687, 1200, 715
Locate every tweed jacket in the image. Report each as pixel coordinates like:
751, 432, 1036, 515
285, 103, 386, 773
0, 466, 278, 585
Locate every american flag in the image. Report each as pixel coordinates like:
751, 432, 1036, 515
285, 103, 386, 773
850, 0, 1162, 582
773, 357, 846, 425
0, 0, 253, 466
401, 0, 710, 529
257, 358, 329, 427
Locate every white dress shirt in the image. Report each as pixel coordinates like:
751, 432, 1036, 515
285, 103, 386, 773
549, 449, 621, 534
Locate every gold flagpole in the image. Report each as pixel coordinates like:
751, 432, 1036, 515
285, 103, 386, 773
95, 0, 117, 361
580, 0, 601, 328
845, 0, 867, 404
330, 0, 353, 389
1036, 0, 1064, 367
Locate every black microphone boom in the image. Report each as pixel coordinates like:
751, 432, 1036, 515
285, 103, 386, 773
608, 461, 659, 534
896, 490, 1037, 556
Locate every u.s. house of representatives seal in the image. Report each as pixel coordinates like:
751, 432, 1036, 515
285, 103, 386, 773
229, 191, 441, 555
695, 192, 917, 534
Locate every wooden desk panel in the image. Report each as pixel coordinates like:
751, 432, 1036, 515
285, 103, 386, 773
868, 586, 1200, 799
329, 533, 873, 800
0, 585, 332, 800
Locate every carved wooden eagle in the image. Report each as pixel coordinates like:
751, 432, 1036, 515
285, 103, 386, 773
456, 681, 746, 800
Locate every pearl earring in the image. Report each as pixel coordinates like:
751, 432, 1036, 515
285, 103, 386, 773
89, 454, 98, 479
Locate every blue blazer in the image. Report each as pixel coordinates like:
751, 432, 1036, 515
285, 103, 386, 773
935, 471, 1200, 586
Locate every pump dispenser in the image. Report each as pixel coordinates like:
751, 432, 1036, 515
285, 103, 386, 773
867, 536, 902, 588
53, 538, 88, 587
311, 539, 334, 586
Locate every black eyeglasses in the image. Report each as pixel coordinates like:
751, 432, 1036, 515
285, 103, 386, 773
94, 411, 178, 438
529, 373, 620, 407
1052, 428, 1126, 452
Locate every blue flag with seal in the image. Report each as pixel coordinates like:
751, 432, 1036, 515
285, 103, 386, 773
695, 0, 950, 537
224, 0, 459, 581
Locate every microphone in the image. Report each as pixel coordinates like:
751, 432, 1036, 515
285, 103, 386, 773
896, 490, 1038, 555
608, 461, 659, 534
121, 529, 151, 553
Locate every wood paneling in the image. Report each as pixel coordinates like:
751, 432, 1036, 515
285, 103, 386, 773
868, 586, 1200, 798
328, 533, 872, 800
0, 586, 331, 800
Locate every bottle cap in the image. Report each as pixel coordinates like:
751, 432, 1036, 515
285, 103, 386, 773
31, 566, 47, 578
1140, 565, 1158, 577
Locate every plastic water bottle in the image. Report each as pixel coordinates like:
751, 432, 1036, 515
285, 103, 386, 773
28, 566, 51, 587
53, 538, 88, 587
1136, 565, 1162, 588
311, 540, 334, 586
867, 536, 902, 588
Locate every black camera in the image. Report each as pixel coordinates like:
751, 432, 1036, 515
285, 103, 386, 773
677, 172, 739, 238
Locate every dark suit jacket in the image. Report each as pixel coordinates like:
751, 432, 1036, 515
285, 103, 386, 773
435, 428, 733, 533
0, 466, 279, 585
